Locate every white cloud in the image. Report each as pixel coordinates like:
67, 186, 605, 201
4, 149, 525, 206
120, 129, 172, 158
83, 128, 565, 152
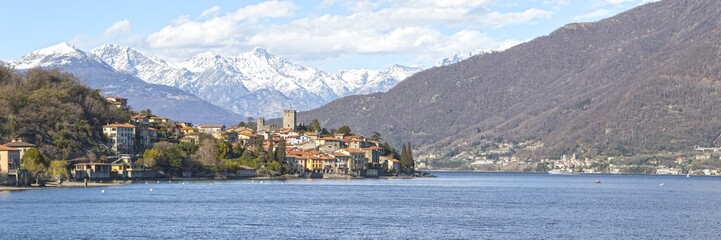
200, 5, 221, 18
482, 8, 553, 28
145, 1, 295, 48
573, 9, 613, 20
144, 0, 548, 67
104, 19, 132, 38
599, 0, 636, 5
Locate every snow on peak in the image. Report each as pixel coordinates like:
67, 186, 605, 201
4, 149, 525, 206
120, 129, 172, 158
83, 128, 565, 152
440, 49, 492, 66
10, 42, 90, 69
90, 44, 176, 84
78, 44, 425, 117
251, 47, 271, 57
34, 42, 82, 56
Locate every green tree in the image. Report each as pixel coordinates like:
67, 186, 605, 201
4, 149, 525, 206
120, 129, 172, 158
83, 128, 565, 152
231, 144, 244, 158
267, 140, 275, 162
400, 143, 409, 169
370, 132, 382, 142
142, 148, 161, 168
193, 139, 221, 173
338, 125, 352, 135
21, 148, 50, 184
143, 142, 187, 176
275, 139, 286, 164
47, 160, 70, 182
240, 148, 256, 161
407, 142, 415, 172
400, 143, 415, 173
309, 119, 321, 133
267, 161, 281, 173
216, 141, 230, 160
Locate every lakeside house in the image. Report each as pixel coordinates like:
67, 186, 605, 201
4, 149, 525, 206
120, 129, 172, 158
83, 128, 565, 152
73, 163, 112, 180
1, 145, 22, 185
110, 155, 156, 179
103, 123, 136, 153
4, 139, 36, 160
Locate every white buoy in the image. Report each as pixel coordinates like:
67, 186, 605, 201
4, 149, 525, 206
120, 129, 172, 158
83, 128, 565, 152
101, 190, 105, 193
182, 182, 185, 185
260, 181, 264, 184
169, 180, 172, 183
156, 180, 160, 183
150, 188, 154, 192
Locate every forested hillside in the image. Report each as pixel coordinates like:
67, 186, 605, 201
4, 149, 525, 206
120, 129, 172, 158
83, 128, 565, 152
301, 0, 721, 160
0, 66, 129, 160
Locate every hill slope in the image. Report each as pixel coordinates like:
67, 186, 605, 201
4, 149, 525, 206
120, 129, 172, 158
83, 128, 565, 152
301, 0, 721, 160
0, 66, 128, 160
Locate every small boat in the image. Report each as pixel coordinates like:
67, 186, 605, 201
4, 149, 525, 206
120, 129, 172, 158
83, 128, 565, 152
594, 180, 602, 184
687, 173, 690, 178
659, 183, 665, 187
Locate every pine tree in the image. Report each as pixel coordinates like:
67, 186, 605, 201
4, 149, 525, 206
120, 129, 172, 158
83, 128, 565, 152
400, 143, 410, 171
408, 142, 415, 172
267, 140, 275, 162
275, 139, 286, 164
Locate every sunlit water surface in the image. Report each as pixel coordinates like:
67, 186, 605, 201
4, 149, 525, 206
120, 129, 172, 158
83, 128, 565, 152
2, 172, 720, 239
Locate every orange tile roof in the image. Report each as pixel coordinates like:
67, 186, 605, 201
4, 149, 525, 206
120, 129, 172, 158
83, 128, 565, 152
0, 145, 20, 151
318, 137, 341, 141
199, 124, 225, 128
4, 141, 36, 148
341, 148, 365, 153
363, 146, 383, 151
332, 152, 350, 157
103, 123, 136, 128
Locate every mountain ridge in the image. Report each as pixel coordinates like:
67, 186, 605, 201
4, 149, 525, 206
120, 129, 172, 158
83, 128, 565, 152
9, 42, 244, 125
91, 44, 423, 118
299, 0, 721, 161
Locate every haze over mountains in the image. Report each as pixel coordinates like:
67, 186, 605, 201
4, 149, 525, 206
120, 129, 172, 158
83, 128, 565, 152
302, 0, 721, 159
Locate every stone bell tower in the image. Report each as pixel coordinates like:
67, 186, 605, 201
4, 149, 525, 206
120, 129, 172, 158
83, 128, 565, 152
283, 110, 297, 130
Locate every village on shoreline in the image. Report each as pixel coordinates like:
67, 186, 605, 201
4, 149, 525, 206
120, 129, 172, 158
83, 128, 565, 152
1, 96, 426, 189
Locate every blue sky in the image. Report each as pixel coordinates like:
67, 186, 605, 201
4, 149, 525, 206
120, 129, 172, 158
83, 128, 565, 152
1, 0, 658, 71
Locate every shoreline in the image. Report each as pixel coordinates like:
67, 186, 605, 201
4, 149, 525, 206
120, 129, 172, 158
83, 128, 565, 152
1, 173, 428, 191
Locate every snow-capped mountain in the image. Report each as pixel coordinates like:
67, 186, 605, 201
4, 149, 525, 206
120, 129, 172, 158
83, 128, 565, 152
9, 42, 243, 125
91, 44, 423, 118
440, 49, 493, 66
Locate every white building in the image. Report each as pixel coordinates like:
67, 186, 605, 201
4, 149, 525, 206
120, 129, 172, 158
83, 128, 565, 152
103, 123, 136, 153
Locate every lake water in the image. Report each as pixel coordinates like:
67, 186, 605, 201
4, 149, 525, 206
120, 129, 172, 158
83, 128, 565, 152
2, 172, 721, 239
